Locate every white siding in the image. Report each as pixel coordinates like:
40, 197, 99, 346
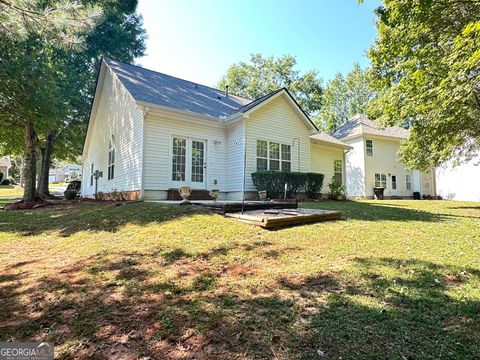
225, 120, 245, 194
436, 155, 480, 201
81, 67, 143, 196
344, 138, 366, 197
143, 113, 226, 198
364, 137, 415, 198
310, 143, 344, 193
244, 95, 312, 191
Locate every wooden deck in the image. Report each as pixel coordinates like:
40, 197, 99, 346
225, 208, 341, 228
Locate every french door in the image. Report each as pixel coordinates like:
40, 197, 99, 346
171, 137, 206, 189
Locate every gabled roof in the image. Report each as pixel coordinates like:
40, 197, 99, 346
331, 114, 409, 140
104, 58, 251, 118
310, 133, 351, 148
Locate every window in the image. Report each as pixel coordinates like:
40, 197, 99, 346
172, 138, 186, 181
269, 142, 280, 171
406, 174, 412, 190
391, 175, 397, 189
90, 163, 94, 186
256, 140, 268, 171
281, 144, 291, 172
375, 173, 387, 188
366, 139, 373, 156
191, 140, 204, 182
108, 135, 115, 180
256, 140, 292, 172
334, 160, 343, 184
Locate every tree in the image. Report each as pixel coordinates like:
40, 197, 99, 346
35, 0, 147, 197
319, 63, 375, 132
0, 0, 100, 202
366, 0, 480, 170
218, 54, 323, 120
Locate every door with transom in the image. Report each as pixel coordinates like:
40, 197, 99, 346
171, 137, 207, 189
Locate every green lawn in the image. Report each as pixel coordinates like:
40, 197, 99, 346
0, 200, 479, 359
0, 185, 23, 197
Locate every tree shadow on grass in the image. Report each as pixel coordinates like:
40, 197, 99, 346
303, 200, 480, 222
1, 248, 479, 359
0, 202, 215, 237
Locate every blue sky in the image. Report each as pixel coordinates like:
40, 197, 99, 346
136, 0, 380, 87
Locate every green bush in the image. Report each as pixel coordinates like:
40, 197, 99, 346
1, 179, 11, 185
251, 171, 324, 199
327, 178, 345, 200
64, 189, 77, 200
305, 172, 325, 199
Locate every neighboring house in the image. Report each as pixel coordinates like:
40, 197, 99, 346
435, 154, 480, 202
331, 114, 434, 199
81, 58, 350, 200
0, 156, 11, 180
63, 164, 82, 181
49, 168, 65, 183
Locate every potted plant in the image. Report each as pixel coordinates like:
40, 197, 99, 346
209, 189, 220, 201
178, 185, 192, 204
258, 190, 267, 201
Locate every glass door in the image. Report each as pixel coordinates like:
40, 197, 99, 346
171, 137, 206, 189
191, 140, 206, 188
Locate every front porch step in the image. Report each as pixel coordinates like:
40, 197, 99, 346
167, 188, 212, 201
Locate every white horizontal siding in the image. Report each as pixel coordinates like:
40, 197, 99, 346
310, 143, 344, 193
435, 155, 480, 201
225, 120, 245, 192
144, 113, 226, 192
244, 95, 312, 191
344, 138, 366, 197
82, 67, 143, 196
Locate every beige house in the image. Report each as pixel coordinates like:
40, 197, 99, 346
0, 156, 11, 181
332, 114, 434, 199
81, 58, 350, 200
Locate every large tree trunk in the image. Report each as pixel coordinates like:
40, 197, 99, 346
23, 120, 38, 202
37, 131, 56, 198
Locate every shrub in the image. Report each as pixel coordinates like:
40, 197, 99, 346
1, 179, 11, 185
251, 171, 324, 199
64, 189, 77, 200
327, 178, 345, 200
305, 172, 325, 199
64, 180, 81, 199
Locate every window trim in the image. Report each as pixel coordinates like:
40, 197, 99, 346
374, 173, 387, 188
366, 139, 373, 156
256, 139, 292, 172
406, 174, 412, 190
334, 159, 343, 185
90, 162, 94, 187
171, 137, 187, 182
108, 135, 115, 181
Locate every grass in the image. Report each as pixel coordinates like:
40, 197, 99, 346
0, 199, 479, 359
0, 185, 23, 197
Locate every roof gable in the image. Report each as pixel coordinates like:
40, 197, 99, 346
331, 114, 409, 140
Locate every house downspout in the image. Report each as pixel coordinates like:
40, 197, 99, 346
139, 106, 150, 201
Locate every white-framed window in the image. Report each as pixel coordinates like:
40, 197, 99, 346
256, 140, 268, 171
391, 175, 397, 189
108, 135, 115, 180
375, 173, 387, 188
406, 174, 412, 190
256, 140, 292, 172
90, 163, 94, 186
366, 139, 373, 156
281, 144, 291, 172
334, 160, 343, 184
172, 137, 187, 181
191, 140, 204, 183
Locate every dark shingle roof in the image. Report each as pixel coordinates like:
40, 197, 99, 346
104, 58, 251, 118
331, 114, 409, 140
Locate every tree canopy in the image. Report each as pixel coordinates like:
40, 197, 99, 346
366, 0, 480, 170
319, 63, 375, 132
218, 54, 323, 120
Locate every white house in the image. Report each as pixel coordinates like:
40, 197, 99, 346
435, 155, 480, 202
81, 58, 350, 200
63, 164, 82, 181
331, 114, 434, 199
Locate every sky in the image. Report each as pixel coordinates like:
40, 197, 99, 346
136, 0, 381, 87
